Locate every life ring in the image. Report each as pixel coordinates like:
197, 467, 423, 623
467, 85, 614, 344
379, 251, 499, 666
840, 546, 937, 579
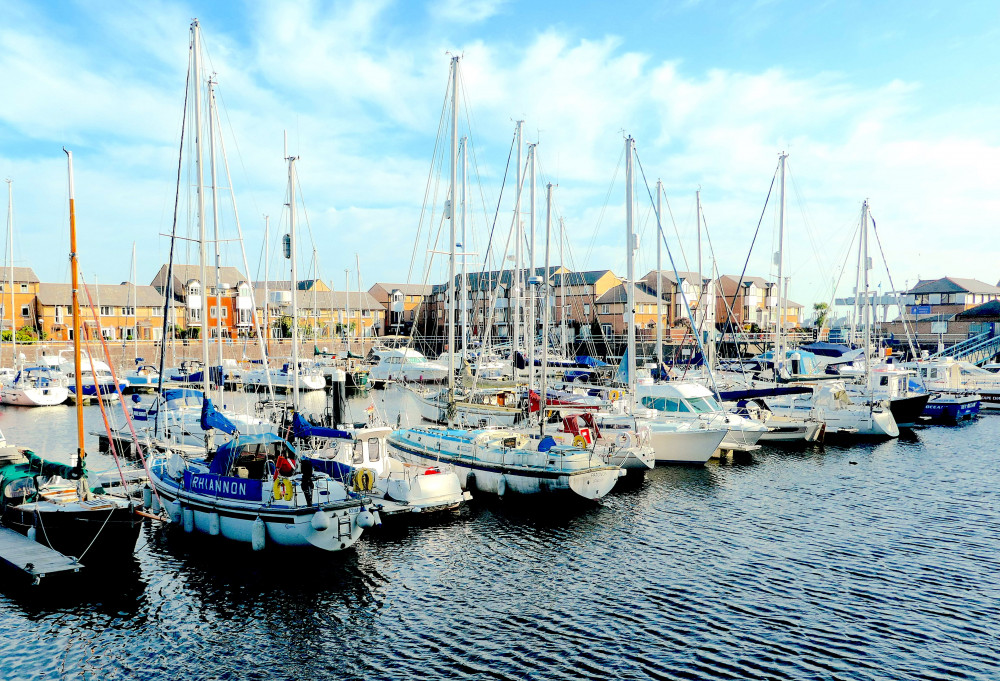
572, 435, 588, 449
273, 477, 294, 501
497, 393, 505, 407
353, 467, 376, 493
616, 431, 633, 448
609, 389, 622, 401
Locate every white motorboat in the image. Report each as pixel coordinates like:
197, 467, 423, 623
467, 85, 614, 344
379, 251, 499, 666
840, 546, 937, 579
39, 349, 126, 401
764, 383, 899, 438
0, 366, 69, 406
904, 358, 1000, 411
369, 348, 448, 386
634, 381, 769, 455
124, 360, 160, 391
293, 416, 471, 517
244, 359, 327, 392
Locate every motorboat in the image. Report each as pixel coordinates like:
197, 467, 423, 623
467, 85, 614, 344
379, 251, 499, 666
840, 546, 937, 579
124, 359, 160, 391
764, 383, 899, 438
904, 357, 1000, 411
291, 414, 472, 517
39, 349, 126, 401
368, 348, 448, 386
244, 359, 327, 392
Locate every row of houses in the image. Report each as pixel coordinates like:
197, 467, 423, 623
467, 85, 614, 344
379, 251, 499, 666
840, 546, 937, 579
7, 262, 992, 346
372, 268, 805, 339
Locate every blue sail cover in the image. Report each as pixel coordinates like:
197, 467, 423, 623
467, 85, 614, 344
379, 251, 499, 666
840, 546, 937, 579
574, 355, 607, 368
291, 411, 352, 441
200, 397, 240, 435
799, 342, 853, 357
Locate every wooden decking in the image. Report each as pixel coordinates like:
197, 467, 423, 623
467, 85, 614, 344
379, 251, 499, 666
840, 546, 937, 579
0, 527, 82, 582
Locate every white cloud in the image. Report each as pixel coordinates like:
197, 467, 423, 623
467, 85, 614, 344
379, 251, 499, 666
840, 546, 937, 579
430, 0, 508, 24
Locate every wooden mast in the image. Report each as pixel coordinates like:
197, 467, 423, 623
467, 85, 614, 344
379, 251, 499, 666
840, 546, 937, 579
64, 148, 85, 472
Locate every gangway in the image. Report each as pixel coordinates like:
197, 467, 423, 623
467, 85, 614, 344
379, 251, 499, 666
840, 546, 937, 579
0, 526, 82, 583
928, 327, 1000, 366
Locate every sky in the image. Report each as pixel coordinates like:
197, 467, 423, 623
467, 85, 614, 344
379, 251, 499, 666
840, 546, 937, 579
2, 0, 998, 318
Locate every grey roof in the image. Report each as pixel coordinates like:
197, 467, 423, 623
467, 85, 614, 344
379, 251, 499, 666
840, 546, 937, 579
431, 266, 563, 294
550, 270, 615, 287
151, 264, 248, 292
36, 283, 166, 307
644, 270, 708, 286
596, 283, 661, 305
718, 274, 775, 289
254, 289, 384, 311
0, 267, 40, 283
369, 282, 436, 296
252, 279, 329, 292
955, 300, 1000, 320
907, 277, 1000, 295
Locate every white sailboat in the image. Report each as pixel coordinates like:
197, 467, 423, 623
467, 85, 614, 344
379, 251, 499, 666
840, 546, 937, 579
0, 180, 70, 407
388, 57, 622, 500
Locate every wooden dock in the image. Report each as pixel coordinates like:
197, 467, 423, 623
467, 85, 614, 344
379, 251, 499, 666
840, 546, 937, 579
0, 527, 82, 582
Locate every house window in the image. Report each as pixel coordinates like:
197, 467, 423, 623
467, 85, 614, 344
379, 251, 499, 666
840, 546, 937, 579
221, 307, 228, 318
99, 306, 112, 316
191, 308, 202, 322
940, 293, 953, 304
101, 327, 113, 339
583, 303, 591, 316
20, 305, 30, 317
601, 324, 613, 336
210, 306, 217, 317
19, 284, 27, 292
121, 306, 135, 316
601, 304, 610, 314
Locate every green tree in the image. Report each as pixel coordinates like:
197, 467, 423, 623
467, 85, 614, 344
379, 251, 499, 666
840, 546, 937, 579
813, 302, 829, 329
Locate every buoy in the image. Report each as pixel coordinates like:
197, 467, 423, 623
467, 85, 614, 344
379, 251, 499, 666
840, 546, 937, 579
182, 507, 194, 533
357, 509, 376, 529
310, 510, 330, 531
466, 471, 477, 492
170, 504, 182, 524
208, 512, 220, 536
251, 517, 266, 551
142, 486, 152, 510
497, 475, 507, 497
151, 493, 161, 514
27, 526, 37, 542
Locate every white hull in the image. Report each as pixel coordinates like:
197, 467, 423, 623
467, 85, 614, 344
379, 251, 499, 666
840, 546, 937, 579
648, 426, 728, 464
244, 370, 327, 391
388, 428, 621, 500
1, 386, 69, 406
411, 391, 521, 427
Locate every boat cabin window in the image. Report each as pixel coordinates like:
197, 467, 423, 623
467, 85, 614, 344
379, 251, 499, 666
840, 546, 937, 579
640, 396, 685, 412
3, 477, 35, 500
368, 437, 381, 462
686, 396, 721, 413
353, 441, 365, 464
879, 376, 889, 386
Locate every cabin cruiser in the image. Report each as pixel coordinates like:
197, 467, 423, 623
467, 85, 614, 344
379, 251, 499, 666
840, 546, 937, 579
903, 358, 1000, 411
39, 349, 126, 401
244, 359, 327, 392
290, 414, 472, 517
764, 382, 899, 438
369, 348, 448, 386
844, 363, 931, 428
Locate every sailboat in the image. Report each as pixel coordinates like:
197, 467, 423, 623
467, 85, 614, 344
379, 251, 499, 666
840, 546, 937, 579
388, 57, 622, 500
0, 149, 143, 562
0, 180, 70, 407
147, 20, 372, 551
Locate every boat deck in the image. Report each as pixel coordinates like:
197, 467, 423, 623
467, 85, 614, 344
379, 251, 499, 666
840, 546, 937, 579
0, 526, 82, 582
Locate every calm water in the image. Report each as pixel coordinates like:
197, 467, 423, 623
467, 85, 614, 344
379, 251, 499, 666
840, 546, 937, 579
0, 392, 998, 680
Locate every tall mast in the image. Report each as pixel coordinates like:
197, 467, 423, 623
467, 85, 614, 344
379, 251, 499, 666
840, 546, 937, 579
131, 241, 137, 359
625, 136, 636, 399
540, 182, 553, 436
355, 253, 363, 351
5, 179, 14, 369
208, 76, 225, 399
460, 136, 469, 359
511, 120, 523, 375
287, 154, 300, 410
191, 20, 210, 396
446, 55, 458, 411
655, 180, 663, 372
862, 199, 872, 377
312, 248, 318, 340
559, 217, 566, 355
263, 215, 270, 354
776, 152, 788, 369
344, 268, 350, 357
65, 148, 85, 473
695, 188, 703, 361
527, 142, 537, 395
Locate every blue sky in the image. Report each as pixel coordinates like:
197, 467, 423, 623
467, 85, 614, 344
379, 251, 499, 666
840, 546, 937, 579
2, 0, 998, 314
